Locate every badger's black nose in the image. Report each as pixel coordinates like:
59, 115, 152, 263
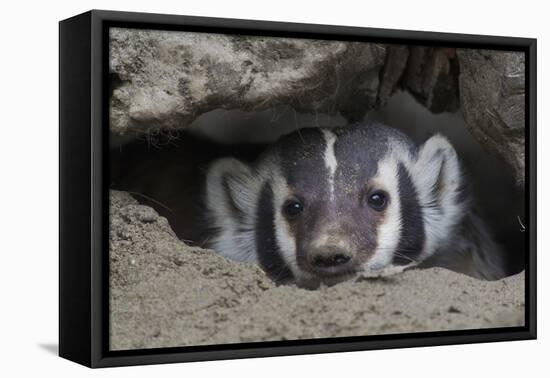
309, 247, 353, 274
313, 253, 351, 268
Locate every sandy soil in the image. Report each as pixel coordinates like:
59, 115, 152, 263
109, 190, 525, 351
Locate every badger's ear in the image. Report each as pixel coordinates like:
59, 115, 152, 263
412, 134, 465, 211
206, 158, 261, 221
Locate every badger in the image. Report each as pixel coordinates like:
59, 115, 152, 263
204, 123, 506, 287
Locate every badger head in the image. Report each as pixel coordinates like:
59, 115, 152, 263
206, 124, 466, 288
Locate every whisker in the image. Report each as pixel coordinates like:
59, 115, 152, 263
126, 190, 173, 212
393, 252, 417, 264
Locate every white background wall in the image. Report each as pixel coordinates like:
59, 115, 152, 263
0, 0, 546, 376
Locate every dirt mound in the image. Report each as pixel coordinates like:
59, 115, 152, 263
109, 190, 524, 351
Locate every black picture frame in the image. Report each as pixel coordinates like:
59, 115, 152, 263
59, 9, 537, 368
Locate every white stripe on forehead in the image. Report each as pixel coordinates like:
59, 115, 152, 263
321, 129, 338, 201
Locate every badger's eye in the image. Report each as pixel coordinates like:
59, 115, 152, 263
367, 191, 388, 211
283, 198, 303, 219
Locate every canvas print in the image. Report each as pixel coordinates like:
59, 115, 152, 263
108, 27, 526, 351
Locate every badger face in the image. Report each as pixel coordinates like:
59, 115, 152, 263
206, 124, 466, 287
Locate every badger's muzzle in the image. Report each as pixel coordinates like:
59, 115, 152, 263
305, 232, 357, 277
308, 245, 354, 275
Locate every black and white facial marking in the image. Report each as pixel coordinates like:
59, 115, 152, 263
205, 123, 472, 287
392, 163, 425, 266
